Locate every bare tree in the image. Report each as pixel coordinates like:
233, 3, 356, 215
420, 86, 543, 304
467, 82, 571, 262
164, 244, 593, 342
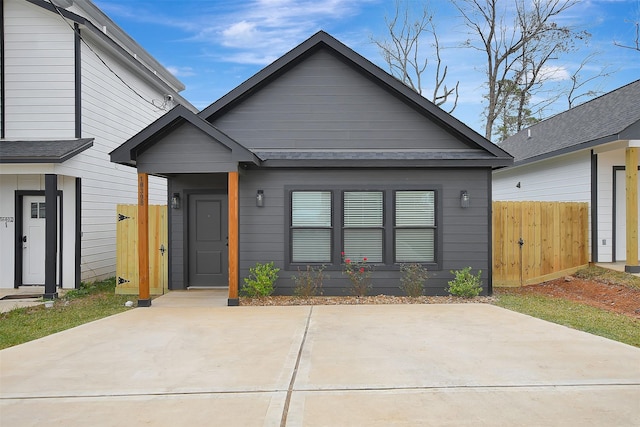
373, 0, 459, 113
565, 53, 613, 108
613, 6, 640, 52
454, 0, 588, 140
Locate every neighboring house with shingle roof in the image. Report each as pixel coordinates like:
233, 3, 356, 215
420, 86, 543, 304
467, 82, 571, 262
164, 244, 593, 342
0, 0, 194, 297
111, 31, 513, 305
493, 79, 640, 272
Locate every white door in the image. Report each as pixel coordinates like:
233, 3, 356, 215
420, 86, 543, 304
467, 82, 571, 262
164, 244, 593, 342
22, 196, 60, 285
615, 169, 640, 261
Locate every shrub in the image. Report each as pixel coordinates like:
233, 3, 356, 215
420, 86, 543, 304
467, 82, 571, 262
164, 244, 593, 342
241, 262, 280, 297
292, 265, 326, 298
400, 264, 428, 297
446, 267, 483, 298
342, 253, 372, 297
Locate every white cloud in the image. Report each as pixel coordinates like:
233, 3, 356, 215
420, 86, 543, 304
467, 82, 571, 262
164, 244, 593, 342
166, 66, 196, 77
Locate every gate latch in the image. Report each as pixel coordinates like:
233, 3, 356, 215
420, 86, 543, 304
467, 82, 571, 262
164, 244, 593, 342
160, 244, 166, 256
518, 237, 525, 247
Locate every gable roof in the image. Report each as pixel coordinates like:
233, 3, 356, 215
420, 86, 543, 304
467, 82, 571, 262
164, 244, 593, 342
0, 138, 93, 163
199, 31, 512, 166
499, 79, 640, 165
109, 104, 260, 167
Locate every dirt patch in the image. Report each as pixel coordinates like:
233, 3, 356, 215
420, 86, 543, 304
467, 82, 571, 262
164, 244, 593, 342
498, 277, 640, 319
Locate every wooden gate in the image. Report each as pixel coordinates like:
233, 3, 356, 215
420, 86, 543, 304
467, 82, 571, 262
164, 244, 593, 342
493, 201, 589, 287
116, 204, 168, 295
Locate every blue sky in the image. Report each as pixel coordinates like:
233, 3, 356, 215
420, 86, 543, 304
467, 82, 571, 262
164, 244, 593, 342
95, 0, 640, 137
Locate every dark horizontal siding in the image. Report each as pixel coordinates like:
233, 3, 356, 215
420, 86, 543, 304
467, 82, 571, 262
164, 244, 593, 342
212, 50, 473, 152
138, 124, 235, 174
238, 168, 491, 296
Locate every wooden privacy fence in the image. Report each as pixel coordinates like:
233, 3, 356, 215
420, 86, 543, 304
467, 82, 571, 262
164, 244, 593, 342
493, 201, 589, 287
116, 204, 168, 295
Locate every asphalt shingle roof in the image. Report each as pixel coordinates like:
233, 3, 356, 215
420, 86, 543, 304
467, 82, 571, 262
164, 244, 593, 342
0, 139, 94, 163
498, 79, 640, 164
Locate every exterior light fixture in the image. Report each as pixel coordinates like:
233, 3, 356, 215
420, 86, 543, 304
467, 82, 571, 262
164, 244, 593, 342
171, 193, 181, 209
460, 190, 470, 208
256, 190, 264, 207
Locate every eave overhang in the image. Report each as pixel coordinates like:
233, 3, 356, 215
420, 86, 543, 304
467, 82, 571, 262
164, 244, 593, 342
0, 138, 94, 163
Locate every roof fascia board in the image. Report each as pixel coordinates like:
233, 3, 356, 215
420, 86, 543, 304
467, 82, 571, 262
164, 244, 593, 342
512, 134, 622, 167
254, 159, 513, 168
110, 105, 259, 165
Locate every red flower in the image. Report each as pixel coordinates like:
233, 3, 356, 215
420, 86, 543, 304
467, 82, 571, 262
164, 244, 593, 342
359, 267, 365, 273
363, 257, 368, 262
341, 252, 345, 256
345, 259, 351, 264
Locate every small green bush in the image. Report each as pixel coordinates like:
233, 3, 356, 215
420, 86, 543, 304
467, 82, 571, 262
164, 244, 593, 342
241, 262, 280, 297
446, 267, 482, 298
400, 264, 428, 297
292, 265, 326, 298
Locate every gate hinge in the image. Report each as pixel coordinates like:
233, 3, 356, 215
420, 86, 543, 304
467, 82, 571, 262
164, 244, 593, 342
118, 213, 130, 222
117, 277, 130, 285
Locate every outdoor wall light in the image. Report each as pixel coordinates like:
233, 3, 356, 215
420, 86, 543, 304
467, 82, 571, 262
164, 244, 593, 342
256, 190, 264, 207
171, 193, 181, 209
460, 190, 470, 208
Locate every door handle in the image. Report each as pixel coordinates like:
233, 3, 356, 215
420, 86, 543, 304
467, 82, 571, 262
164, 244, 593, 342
22, 235, 27, 243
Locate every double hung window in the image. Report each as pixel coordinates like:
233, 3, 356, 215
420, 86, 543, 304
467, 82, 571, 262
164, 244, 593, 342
288, 188, 438, 267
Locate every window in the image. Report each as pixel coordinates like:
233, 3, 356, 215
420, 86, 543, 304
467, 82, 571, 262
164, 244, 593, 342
291, 191, 332, 263
343, 191, 383, 262
31, 202, 46, 219
288, 187, 439, 268
395, 191, 435, 262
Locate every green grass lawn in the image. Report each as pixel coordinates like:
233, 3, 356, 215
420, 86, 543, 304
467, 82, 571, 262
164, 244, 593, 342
495, 292, 640, 347
1, 268, 638, 350
0, 278, 132, 350
494, 266, 640, 347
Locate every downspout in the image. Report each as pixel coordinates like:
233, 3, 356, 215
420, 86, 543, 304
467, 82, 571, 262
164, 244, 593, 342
74, 22, 81, 138
591, 150, 598, 263
1, 0, 5, 138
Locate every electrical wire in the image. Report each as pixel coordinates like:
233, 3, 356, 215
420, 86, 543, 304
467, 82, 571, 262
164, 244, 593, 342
46, 0, 170, 111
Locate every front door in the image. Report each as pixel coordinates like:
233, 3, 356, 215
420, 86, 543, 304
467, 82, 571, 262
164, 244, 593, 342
188, 194, 228, 286
22, 196, 57, 285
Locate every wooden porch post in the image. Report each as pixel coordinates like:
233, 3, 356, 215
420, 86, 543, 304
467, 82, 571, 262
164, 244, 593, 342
228, 171, 240, 306
138, 172, 151, 306
625, 147, 639, 273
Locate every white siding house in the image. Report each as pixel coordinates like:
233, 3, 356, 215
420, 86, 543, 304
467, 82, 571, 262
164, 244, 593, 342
0, 0, 194, 296
493, 80, 640, 272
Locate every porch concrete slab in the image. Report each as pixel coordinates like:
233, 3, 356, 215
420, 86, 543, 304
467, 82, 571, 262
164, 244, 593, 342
1, 303, 639, 426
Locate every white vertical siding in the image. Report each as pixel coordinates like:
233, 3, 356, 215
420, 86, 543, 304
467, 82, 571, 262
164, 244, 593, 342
3, 0, 75, 138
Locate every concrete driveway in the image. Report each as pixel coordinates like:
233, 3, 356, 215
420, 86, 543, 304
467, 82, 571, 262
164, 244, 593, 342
1, 292, 639, 426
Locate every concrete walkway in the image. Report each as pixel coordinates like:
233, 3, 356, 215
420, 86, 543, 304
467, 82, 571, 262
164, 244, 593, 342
1, 293, 639, 426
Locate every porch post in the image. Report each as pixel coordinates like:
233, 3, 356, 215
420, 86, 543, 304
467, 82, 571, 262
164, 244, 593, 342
228, 171, 239, 306
138, 172, 151, 306
44, 174, 58, 299
625, 147, 639, 273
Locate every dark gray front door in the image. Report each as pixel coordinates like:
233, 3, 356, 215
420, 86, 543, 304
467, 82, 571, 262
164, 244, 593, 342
188, 194, 228, 286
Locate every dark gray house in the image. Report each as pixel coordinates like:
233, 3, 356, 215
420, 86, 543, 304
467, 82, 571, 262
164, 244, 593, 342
111, 31, 513, 305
